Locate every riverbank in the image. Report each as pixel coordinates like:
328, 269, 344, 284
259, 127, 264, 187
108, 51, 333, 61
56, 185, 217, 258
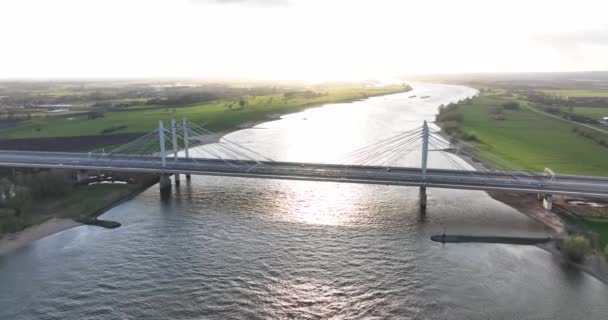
0, 218, 81, 255
448, 153, 608, 283
0, 173, 159, 255
434, 89, 608, 281
538, 240, 608, 284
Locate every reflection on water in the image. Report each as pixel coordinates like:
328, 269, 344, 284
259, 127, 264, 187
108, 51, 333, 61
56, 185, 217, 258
1, 83, 607, 320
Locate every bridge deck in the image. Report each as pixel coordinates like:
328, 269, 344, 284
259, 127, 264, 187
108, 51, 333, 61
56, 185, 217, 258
0, 150, 607, 197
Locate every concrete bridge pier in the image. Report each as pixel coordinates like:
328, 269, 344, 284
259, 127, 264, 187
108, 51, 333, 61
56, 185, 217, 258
542, 194, 553, 210
186, 174, 191, 180
159, 173, 171, 192
76, 169, 89, 184
419, 186, 427, 211
174, 173, 181, 186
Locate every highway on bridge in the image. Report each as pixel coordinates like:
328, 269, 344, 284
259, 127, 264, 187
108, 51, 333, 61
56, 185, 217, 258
0, 150, 607, 198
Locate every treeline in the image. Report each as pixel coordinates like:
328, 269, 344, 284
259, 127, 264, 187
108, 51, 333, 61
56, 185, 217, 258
0, 169, 73, 233
539, 105, 598, 124
283, 90, 326, 99
572, 127, 608, 148
523, 91, 608, 115
0, 82, 292, 110
436, 99, 477, 141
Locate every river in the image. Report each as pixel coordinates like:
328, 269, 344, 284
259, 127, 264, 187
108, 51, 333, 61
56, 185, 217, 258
1, 83, 606, 319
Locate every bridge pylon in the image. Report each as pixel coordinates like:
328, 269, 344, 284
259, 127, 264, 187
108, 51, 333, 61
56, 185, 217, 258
171, 119, 180, 185
159, 120, 167, 168
182, 117, 191, 180
420, 121, 429, 212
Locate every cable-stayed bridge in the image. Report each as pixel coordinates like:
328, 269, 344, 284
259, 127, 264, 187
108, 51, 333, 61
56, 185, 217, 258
0, 118, 607, 210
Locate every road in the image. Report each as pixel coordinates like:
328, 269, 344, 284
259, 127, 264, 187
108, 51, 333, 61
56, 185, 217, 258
0, 150, 607, 197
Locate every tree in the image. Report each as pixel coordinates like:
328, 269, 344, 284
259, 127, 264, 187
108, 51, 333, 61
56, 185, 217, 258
561, 235, 592, 262
0, 177, 13, 204
88, 111, 105, 119
502, 101, 520, 110
238, 98, 246, 108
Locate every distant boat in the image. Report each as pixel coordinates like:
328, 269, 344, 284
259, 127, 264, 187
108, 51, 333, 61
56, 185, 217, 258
421, 95, 430, 99
408, 95, 416, 98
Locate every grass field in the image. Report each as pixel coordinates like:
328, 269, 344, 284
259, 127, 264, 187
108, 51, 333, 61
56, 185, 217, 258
454, 95, 608, 176
542, 89, 608, 97
0, 85, 406, 139
559, 106, 608, 119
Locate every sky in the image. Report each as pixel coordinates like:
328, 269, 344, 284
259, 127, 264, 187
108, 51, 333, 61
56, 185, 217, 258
1, 0, 607, 80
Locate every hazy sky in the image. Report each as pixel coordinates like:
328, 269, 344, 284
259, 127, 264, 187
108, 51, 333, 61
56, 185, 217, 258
1, 0, 607, 80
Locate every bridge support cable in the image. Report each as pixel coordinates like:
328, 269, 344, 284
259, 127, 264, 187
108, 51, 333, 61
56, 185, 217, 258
348, 135, 422, 166
184, 126, 257, 166
106, 129, 159, 155
349, 135, 422, 166
378, 142, 422, 167
427, 135, 482, 173
187, 122, 274, 162
340, 128, 424, 166
428, 129, 545, 183
427, 133, 531, 183
188, 145, 241, 169
343, 127, 422, 159
351, 137, 421, 166
427, 139, 468, 172
173, 127, 247, 169
427, 129, 524, 172
340, 126, 422, 165
185, 126, 260, 166
159, 121, 167, 167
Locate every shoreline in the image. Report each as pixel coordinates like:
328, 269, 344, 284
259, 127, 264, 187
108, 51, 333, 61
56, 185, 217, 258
0, 175, 159, 256
436, 125, 608, 283
0, 218, 81, 256
0, 88, 409, 256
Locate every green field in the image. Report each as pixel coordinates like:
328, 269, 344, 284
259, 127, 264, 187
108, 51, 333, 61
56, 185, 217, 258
542, 89, 608, 97
0, 85, 406, 139
452, 95, 608, 176
560, 106, 608, 119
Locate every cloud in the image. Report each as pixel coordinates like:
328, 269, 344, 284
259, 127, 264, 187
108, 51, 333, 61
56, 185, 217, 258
190, 0, 290, 6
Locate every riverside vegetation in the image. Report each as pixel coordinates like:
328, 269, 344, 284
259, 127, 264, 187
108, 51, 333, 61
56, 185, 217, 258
0, 167, 157, 235
435, 84, 608, 260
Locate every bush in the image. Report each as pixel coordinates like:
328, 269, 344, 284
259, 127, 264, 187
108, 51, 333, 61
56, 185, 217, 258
87, 111, 105, 119
436, 110, 464, 123
100, 125, 128, 134
502, 101, 520, 110
561, 235, 592, 262
461, 132, 479, 142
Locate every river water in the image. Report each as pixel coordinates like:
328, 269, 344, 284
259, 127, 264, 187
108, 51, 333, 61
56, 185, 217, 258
1, 83, 606, 319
